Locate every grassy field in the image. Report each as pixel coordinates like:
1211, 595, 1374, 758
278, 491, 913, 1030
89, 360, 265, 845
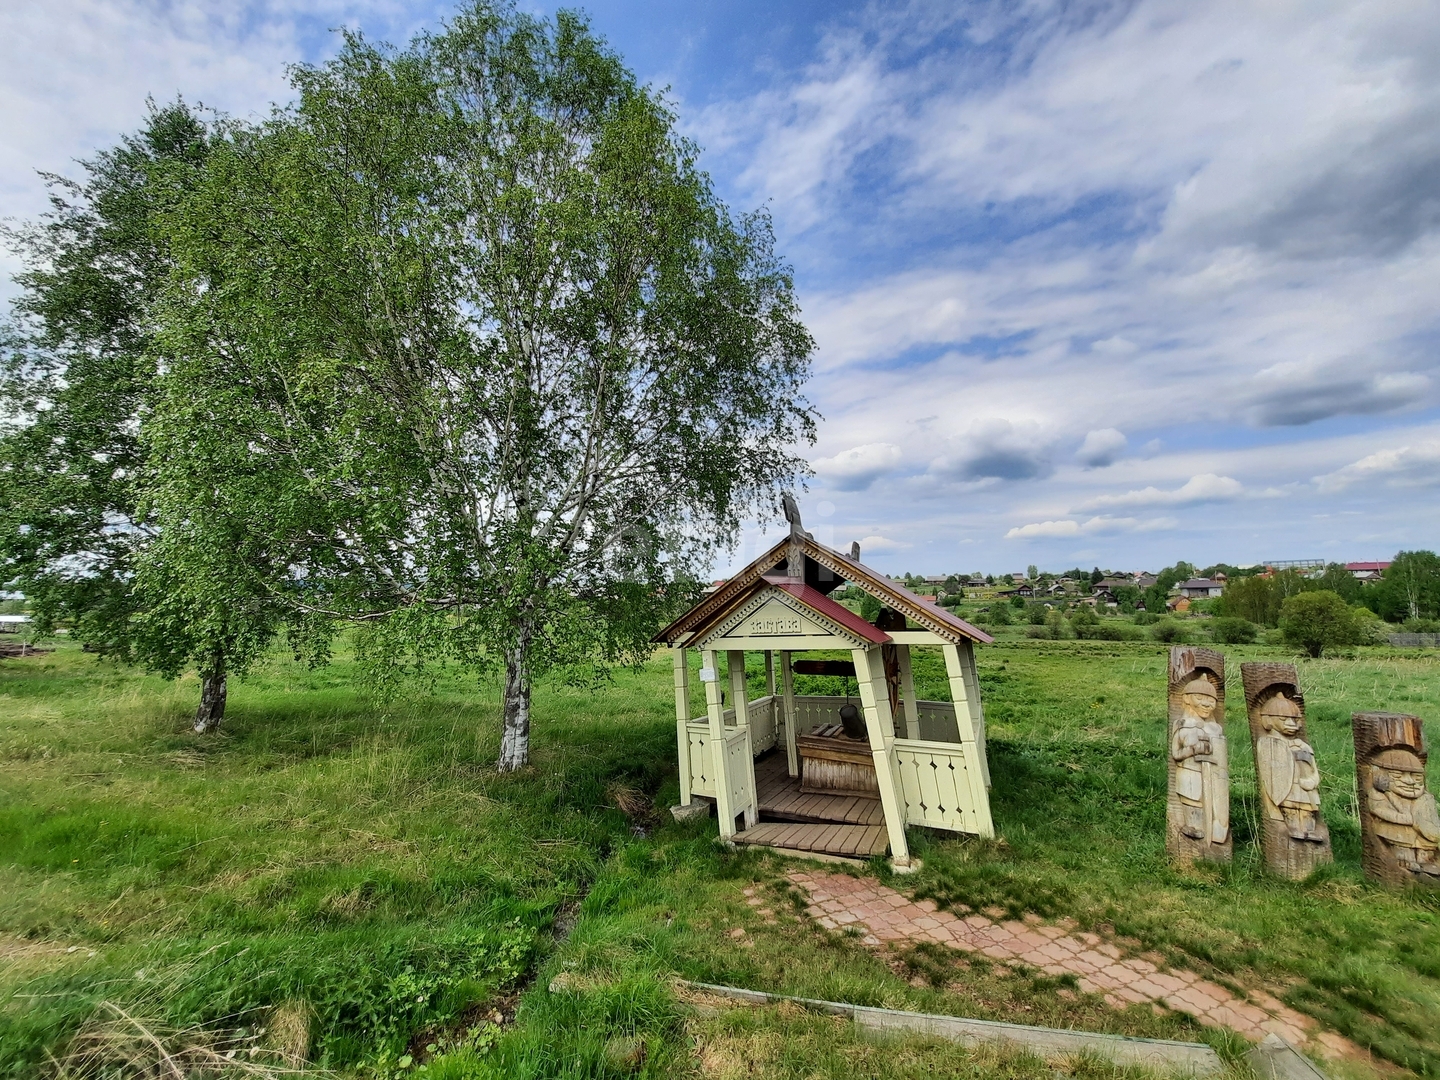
1, 635, 1438, 1078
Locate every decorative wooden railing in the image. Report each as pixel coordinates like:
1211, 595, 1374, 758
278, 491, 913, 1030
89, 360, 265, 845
891, 737, 986, 834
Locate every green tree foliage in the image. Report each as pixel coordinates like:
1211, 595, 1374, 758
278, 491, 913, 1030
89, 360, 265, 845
1090, 566, 1103, 585
0, 102, 275, 730
151, 5, 816, 769
1367, 551, 1440, 622
1112, 584, 1140, 612
1279, 590, 1359, 658
1215, 569, 1309, 627
1026, 564, 1038, 580
986, 602, 1011, 626
1211, 616, 1257, 644
1311, 563, 1362, 603
1140, 560, 1194, 614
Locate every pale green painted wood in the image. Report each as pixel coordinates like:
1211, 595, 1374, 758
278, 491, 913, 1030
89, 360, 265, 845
727, 649, 759, 828
703, 648, 737, 837
673, 647, 693, 805
781, 649, 799, 778
852, 646, 912, 866
941, 643, 995, 838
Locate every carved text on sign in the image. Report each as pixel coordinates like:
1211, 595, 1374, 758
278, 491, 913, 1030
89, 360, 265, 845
749, 616, 804, 635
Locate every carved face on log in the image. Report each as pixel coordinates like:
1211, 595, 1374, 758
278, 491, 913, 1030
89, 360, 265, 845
1373, 749, 1428, 800
1259, 694, 1304, 737
1181, 677, 1218, 721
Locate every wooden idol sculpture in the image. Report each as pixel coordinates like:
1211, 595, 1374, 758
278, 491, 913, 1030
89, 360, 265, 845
1241, 663, 1332, 879
1167, 647, 1231, 863
1354, 712, 1440, 887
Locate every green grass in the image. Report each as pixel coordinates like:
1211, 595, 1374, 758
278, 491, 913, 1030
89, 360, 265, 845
1, 637, 1438, 1077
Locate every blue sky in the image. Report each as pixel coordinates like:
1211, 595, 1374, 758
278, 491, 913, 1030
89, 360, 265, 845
4, 0, 1438, 577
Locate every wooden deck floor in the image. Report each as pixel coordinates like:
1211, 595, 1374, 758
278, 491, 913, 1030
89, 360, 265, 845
755, 750, 885, 827
731, 822, 889, 859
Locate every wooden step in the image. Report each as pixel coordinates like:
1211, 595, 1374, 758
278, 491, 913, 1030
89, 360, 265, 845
732, 822, 889, 858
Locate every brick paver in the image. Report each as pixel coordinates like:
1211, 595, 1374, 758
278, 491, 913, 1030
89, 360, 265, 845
775, 871, 1341, 1057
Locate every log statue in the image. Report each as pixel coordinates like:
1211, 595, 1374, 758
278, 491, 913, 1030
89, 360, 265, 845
1167, 647, 1231, 863
1241, 663, 1332, 879
1354, 712, 1440, 887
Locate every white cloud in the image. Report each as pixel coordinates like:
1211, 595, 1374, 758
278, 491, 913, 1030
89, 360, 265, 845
1076, 428, 1127, 468
1075, 473, 1245, 512
1005, 516, 1177, 540
1315, 440, 1440, 492
812, 442, 903, 490
929, 418, 1055, 483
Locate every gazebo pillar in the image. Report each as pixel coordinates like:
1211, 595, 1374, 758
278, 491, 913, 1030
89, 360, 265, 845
701, 649, 737, 838
780, 649, 799, 777
852, 646, 914, 870
727, 650, 758, 828
673, 647, 692, 806
943, 641, 992, 790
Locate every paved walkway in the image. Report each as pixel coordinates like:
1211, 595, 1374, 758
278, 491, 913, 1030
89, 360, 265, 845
776, 871, 1354, 1059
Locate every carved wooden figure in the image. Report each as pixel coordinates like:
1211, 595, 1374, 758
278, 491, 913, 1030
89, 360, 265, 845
1354, 712, 1440, 888
1167, 647, 1231, 863
1241, 663, 1332, 879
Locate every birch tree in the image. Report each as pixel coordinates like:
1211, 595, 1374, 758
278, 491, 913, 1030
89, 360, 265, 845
154, 3, 816, 768
0, 101, 278, 731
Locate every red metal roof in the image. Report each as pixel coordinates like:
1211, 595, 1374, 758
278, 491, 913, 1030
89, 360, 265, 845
763, 576, 892, 645
1345, 561, 1391, 572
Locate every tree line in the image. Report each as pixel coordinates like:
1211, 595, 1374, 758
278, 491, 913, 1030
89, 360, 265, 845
0, 3, 816, 768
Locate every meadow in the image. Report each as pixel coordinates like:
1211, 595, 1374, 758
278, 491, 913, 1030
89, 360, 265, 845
1, 635, 1437, 1078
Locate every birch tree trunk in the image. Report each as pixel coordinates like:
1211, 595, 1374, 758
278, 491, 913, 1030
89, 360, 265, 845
498, 627, 532, 771
194, 652, 227, 734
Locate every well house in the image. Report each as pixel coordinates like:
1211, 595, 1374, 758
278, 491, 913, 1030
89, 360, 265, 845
655, 524, 995, 873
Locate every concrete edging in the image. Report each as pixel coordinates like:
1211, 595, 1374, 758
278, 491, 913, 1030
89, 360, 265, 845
679, 979, 1226, 1076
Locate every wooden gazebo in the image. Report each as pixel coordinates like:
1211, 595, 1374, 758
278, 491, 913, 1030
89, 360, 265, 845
656, 505, 994, 872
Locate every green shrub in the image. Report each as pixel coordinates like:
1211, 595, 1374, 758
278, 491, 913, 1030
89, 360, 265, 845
1024, 623, 1054, 639
987, 603, 1012, 626
1150, 619, 1189, 643
1133, 611, 1159, 625
1280, 590, 1360, 658
1077, 621, 1145, 641
1351, 606, 1389, 644
1026, 603, 1047, 625
1211, 617, 1257, 644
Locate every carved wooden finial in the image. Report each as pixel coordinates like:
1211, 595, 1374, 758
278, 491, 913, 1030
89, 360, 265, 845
781, 493, 811, 578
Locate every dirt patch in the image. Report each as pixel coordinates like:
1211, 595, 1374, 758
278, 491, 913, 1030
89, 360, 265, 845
0, 643, 53, 660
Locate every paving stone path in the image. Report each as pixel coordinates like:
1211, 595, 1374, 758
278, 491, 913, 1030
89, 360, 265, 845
776, 870, 1355, 1059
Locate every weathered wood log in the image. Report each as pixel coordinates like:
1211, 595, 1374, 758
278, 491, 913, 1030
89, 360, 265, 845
798, 724, 879, 797
1241, 663, 1332, 880
1166, 647, 1231, 864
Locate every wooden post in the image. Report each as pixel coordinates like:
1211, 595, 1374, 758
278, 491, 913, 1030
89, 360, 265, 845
673, 647, 693, 805
781, 649, 799, 778
764, 650, 778, 752
942, 643, 995, 838
958, 640, 990, 789
897, 644, 919, 740
852, 646, 913, 869
702, 649, 736, 838
727, 650, 758, 828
